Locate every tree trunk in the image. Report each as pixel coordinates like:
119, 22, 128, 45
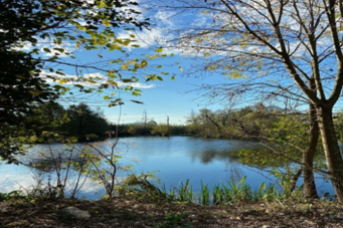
316, 105, 343, 203
302, 103, 319, 199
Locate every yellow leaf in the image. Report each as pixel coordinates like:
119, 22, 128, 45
108, 71, 115, 77
102, 20, 111, 27
59, 78, 70, 84
140, 59, 148, 68
121, 64, 128, 70
230, 70, 243, 79
179, 66, 183, 71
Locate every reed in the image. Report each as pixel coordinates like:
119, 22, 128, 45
139, 176, 302, 205
200, 181, 210, 205
176, 179, 194, 202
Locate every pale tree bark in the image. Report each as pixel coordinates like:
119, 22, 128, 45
302, 77, 320, 199
303, 103, 319, 199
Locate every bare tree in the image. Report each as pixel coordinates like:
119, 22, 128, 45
147, 0, 343, 202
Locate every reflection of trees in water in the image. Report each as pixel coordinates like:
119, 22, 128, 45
189, 145, 318, 182
190, 149, 240, 165
20, 144, 93, 173
227, 163, 244, 182
190, 149, 245, 182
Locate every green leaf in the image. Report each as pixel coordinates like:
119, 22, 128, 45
122, 78, 133, 83
54, 38, 62, 45
132, 89, 141, 96
130, 100, 144, 104
43, 48, 51, 53
29, 90, 41, 96
53, 48, 64, 53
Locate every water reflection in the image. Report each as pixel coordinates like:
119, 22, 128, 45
190, 149, 240, 164
0, 136, 335, 199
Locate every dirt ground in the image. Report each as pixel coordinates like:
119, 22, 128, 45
1, 197, 343, 228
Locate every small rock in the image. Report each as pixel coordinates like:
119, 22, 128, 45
189, 214, 197, 219
62, 206, 91, 219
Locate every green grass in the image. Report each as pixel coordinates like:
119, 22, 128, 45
118, 174, 304, 205
161, 177, 304, 205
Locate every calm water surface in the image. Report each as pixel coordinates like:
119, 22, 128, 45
0, 136, 334, 199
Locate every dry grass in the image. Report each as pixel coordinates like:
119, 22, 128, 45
1, 197, 343, 227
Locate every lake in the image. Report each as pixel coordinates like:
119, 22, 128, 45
0, 136, 334, 200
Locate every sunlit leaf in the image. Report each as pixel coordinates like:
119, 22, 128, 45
102, 20, 111, 27
155, 47, 163, 53
140, 59, 148, 67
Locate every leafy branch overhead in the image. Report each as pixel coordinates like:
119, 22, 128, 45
0, 0, 170, 162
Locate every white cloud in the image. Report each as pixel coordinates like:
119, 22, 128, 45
40, 70, 156, 89
116, 7, 180, 50
40, 41, 75, 57
118, 28, 166, 49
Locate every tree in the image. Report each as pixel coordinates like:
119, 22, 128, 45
25, 101, 68, 140
1, 0, 165, 162
62, 103, 110, 141
150, 0, 343, 201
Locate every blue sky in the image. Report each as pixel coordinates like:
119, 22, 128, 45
31, 4, 241, 125
31, 1, 343, 125
56, 51, 231, 125
38, 42, 231, 125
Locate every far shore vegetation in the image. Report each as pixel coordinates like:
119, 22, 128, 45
26, 101, 343, 143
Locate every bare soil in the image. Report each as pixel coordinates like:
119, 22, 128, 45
1, 197, 343, 227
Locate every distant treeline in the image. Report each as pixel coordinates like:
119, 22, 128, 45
26, 102, 189, 142
26, 101, 109, 142
26, 101, 343, 142
109, 123, 188, 137
185, 103, 343, 142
